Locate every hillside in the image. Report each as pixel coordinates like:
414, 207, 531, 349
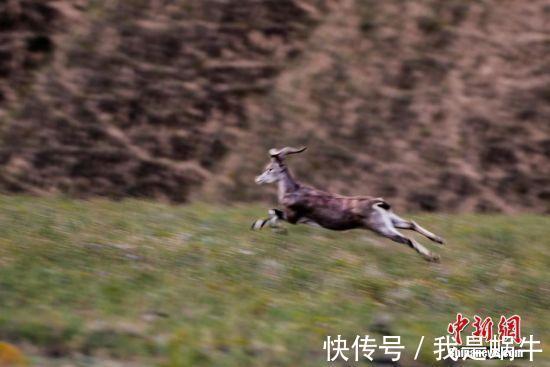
0, 0, 549, 212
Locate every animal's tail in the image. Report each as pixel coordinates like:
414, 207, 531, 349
370, 197, 391, 210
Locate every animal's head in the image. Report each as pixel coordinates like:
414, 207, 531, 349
255, 146, 307, 185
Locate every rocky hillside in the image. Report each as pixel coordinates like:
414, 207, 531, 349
0, 0, 548, 212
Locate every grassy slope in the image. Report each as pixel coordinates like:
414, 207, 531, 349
0, 196, 548, 366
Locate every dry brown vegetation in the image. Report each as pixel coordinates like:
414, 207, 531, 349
0, 0, 549, 212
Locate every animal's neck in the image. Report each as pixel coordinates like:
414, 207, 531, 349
277, 166, 299, 202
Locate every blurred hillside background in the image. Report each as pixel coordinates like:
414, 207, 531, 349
0, 1, 549, 367
0, 0, 549, 212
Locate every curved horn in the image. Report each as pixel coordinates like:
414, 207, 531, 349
269, 146, 307, 159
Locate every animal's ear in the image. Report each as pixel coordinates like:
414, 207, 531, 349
269, 146, 307, 159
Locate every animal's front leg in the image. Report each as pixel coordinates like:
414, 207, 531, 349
251, 209, 287, 233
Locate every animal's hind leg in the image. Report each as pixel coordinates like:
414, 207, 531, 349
377, 226, 439, 262
368, 204, 439, 262
389, 212, 445, 245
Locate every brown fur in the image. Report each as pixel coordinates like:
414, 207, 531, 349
282, 185, 388, 230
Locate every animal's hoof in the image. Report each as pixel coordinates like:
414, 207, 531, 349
434, 236, 445, 245
429, 254, 441, 263
422, 252, 440, 262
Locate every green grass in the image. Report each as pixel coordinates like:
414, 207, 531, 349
0, 195, 548, 366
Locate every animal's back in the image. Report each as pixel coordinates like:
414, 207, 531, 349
284, 185, 390, 230
297, 185, 389, 210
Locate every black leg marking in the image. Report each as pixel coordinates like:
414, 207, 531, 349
251, 209, 287, 232
251, 218, 267, 230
